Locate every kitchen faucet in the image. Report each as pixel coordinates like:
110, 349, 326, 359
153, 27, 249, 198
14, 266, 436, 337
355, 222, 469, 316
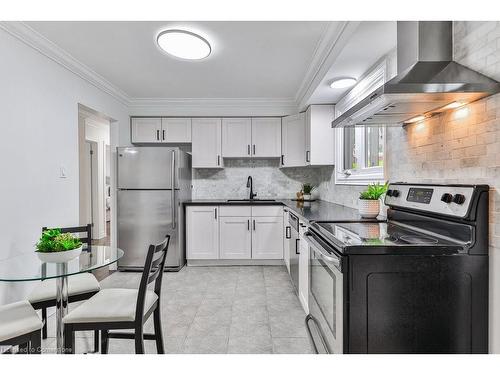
247, 176, 257, 200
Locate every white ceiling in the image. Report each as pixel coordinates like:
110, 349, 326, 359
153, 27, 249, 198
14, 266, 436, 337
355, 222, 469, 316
26, 21, 332, 100
308, 21, 397, 104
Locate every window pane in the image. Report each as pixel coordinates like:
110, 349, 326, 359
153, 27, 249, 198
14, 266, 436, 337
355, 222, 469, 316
366, 127, 384, 168
343, 127, 358, 170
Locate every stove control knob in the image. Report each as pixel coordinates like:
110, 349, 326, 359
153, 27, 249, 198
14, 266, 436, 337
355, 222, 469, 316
386, 189, 393, 197
392, 190, 400, 198
440, 193, 453, 204
453, 194, 466, 205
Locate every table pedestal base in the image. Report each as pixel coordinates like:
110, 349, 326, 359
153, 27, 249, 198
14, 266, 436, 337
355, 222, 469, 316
55, 263, 68, 354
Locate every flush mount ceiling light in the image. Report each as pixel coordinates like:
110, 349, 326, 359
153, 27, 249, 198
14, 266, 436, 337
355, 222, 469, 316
157, 29, 211, 60
329, 77, 357, 89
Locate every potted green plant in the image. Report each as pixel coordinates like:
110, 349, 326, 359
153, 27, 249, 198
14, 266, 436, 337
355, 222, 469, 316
35, 228, 83, 263
302, 183, 316, 201
358, 182, 388, 218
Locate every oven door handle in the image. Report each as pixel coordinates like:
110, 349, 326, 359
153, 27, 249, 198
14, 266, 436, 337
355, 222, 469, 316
305, 232, 341, 267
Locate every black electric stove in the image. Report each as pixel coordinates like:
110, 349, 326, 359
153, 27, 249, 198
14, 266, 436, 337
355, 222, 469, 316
305, 183, 489, 354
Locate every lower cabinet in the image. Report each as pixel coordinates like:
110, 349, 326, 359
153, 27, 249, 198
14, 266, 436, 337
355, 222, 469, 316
283, 209, 290, 272
186, 206, 219, 259
186, 205, 283, 260
252, 217, 284, 259
298, 222, 309, 313
219, 216, 252, 259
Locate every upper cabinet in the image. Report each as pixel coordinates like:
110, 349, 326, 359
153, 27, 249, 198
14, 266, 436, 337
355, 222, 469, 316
131, 117, 191, 144
252, 118, 281, 158
192, 118, 223, 168
281, 105, 335, 168
281, 113, 306, 167
161, 118, 192, 143
221, 118, 252, 158
221, 117, 281, 159
131, 118, 162, 143
305, 105, 335, 166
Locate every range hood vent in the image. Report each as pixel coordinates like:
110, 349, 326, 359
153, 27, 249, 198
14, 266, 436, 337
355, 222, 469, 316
332, 21, 500, 128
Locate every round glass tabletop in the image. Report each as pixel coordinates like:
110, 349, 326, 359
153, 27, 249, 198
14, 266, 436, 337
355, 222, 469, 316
0, 246, 124, 282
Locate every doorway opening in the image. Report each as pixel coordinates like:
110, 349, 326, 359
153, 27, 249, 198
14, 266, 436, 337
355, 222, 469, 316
78, 105, 113, 250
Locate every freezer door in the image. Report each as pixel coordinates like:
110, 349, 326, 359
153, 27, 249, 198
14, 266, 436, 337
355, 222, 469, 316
117, 147, 177, 189
117, 190, 180, 269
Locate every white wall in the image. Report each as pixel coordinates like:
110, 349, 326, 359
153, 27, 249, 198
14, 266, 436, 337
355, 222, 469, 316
0, 29, 128, 304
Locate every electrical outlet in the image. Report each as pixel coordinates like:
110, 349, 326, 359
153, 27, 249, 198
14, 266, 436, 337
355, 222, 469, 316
59, 166, 67, 178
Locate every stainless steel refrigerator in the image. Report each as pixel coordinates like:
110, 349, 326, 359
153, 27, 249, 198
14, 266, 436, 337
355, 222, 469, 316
117, 147, 191, 270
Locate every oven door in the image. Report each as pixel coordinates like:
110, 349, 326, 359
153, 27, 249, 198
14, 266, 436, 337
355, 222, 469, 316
305, 230, 344, 354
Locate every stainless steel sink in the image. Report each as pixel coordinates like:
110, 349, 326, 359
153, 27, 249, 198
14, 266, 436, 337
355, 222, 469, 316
226, 199, 277, 203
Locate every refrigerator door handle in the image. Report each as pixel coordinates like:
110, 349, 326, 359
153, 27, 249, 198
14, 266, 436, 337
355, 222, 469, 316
171, 150, 176, 229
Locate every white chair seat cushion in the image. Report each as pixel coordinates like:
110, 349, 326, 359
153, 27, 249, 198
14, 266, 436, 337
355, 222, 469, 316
63, 288, 158, 324
0, 301, 43, 342
28, 273, 100, 304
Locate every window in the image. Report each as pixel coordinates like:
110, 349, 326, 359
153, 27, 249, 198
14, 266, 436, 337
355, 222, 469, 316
334, 59, 390, 185
335, 127, 385, 185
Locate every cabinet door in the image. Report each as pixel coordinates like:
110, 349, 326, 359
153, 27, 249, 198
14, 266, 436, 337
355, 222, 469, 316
192, 118, 223, 168
283, 210, 291, 273
252, 217, 283, 259
186, 206, 219, 259
306, 105, 335, 165
298, 231, 309, 313
161, 118, 192, 143
221, 118, 252, 158
281, 113, 306, 167
251, 118, 281, 158
219, 216, 252, 259
131, 118, 162, 143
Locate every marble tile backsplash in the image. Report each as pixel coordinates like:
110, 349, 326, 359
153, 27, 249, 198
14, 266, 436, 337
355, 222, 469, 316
192, 159, 328, 200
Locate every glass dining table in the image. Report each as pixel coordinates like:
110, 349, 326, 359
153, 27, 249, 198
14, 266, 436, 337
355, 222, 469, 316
0, 246, 124, 353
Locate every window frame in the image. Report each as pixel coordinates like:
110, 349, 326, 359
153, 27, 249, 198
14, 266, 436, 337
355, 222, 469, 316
333, 59, 389, 186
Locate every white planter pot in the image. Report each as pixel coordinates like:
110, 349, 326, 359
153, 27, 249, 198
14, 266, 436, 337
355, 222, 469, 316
303, 194, 312, 201
358, 199, 380, 218
36, 246, 82, 263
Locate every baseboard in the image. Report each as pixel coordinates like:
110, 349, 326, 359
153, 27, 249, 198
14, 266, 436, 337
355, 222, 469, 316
187, 259, 285, 267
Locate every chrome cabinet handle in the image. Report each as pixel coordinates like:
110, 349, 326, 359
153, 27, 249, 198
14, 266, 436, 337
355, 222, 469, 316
156, 129, 160, 141
295, 238, 300, 255
281, 155, 284, 166
247, 219, 250, 231
285, 226, 291, 239
247, 145, 250, 155
162, 130, 166, 141
253, 144, 256, 155
214, 208, 218, 220
217, 155, 220, 166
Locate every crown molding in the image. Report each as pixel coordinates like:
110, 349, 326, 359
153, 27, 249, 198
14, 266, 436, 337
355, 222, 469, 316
0, 21, 131, 105
1, 21, 355, 115
295, 21, 361, 111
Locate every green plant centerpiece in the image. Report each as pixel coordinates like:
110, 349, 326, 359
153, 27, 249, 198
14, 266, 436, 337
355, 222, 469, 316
358, 182, 388, 218
35, 228, 83, 263
302, 183, 316, 201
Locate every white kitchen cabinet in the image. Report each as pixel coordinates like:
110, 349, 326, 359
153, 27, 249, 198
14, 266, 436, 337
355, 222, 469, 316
131, 118, 162, 143
251, 118, 281, 158
192, 118, 223, 168
186, 206, 219, 259
161, 118, 191, 143
281, 113, 306, 167
283, 209, 291, 273
305, 105, 335, 165
252, 216, 283, 259
219, 216, 252, 259
222, 118, 252, 158
298, 222, 309, 313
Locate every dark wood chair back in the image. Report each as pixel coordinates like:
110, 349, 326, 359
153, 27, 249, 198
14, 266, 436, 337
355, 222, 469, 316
135, 236, 170, 321
42, 224, 92, 251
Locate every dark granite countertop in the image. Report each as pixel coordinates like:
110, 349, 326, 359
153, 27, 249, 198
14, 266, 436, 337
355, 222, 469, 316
183, 199, 380, 223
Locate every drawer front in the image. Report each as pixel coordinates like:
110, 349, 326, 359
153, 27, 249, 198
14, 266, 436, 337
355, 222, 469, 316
252, 205, 283, 217
219, 205, 252, 217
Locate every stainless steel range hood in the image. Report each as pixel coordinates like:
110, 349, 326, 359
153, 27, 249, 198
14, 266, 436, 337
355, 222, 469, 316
332, 21, 500, 128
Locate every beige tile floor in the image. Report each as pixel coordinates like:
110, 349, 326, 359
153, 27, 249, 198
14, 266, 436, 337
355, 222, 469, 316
40, 265, 313, 354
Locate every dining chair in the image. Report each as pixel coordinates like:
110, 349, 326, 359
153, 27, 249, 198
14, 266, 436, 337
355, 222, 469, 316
63, 236, 170, 354
28, 224, 101, 352
0, 301, 43, 354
